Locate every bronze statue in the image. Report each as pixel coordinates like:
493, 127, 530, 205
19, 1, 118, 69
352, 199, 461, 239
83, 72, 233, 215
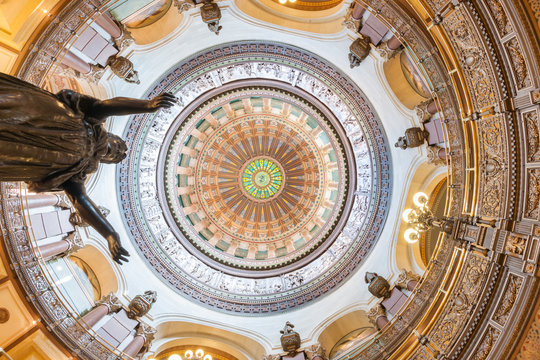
0, 73, 176, 264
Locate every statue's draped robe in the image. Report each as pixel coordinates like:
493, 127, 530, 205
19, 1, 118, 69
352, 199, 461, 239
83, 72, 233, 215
0, 73, 108, 192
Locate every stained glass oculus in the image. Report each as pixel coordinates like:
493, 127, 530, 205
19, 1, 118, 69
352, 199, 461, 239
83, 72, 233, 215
242, 158, 283, 199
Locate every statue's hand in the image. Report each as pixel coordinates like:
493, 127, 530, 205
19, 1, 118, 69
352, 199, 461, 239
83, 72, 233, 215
146, 92, 177, 112
106, 233, 130, 264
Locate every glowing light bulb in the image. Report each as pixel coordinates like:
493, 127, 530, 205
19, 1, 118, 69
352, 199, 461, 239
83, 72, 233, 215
195, 349, 204, 358
184, 350, 194, 359
404, 228, 420, 243
203, 355, 212, 360
42, 9, 48, 14
289, 0, 296, 2
402, 208, 413, 223
279, 0, 287, 3
413, 192, 428, 207
168, 355, 182, 360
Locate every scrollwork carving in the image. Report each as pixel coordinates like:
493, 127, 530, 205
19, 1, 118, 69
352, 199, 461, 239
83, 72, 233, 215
525, 168, 540, 219
493, 274, 523, 325
524, 111, 539, 162
485, 0, 513, 37
505, 37, 532, 90
470, 326, 500, 360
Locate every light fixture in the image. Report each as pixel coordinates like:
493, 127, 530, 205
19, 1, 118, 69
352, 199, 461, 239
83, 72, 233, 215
404, 228, 420, 244
412, 192, 428, 207
165, 349, 212, 360
402, 191, 453, 243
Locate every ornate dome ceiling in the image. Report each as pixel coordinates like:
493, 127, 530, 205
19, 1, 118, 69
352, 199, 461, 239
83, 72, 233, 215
165, 86, 352, 273
118, 41, 391, 313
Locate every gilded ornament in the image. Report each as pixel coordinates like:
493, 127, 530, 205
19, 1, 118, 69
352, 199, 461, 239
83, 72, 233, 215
349, 37, 371, 68
524, 111, 539, 162
0, 307, 10, 323
505, 235, 527, 256
127, 290, 157, 319
505, 37, 531, 89
525, 169, 540, 219
493, 275, 522, 326
280, 321, 301, 355
365, 272, 391, 298
107, 55, 140, 84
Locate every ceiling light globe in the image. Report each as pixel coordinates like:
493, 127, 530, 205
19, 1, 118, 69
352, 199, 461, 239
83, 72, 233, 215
404, 228, 420, 244
413, 192, 428, 207
402, 208, 413, 223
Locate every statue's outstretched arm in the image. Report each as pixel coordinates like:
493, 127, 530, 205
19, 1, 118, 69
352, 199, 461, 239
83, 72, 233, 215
61, 179, 130, 265
89, 92, 176, 119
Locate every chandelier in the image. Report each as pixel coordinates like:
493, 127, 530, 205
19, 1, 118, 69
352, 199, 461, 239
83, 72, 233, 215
402, 192, 444, 244
161, 349, 212, 360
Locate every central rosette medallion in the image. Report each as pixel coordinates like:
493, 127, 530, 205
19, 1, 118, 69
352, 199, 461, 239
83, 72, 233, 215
241, 158, 284, 200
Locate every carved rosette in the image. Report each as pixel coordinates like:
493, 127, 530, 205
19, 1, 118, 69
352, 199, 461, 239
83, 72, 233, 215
95, 292, 123, 313
127, 291, 157, 319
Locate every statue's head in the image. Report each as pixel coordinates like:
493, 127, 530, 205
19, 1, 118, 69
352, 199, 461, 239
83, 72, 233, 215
101, 134, 127, 164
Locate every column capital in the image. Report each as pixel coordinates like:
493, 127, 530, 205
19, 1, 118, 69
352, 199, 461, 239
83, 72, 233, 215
367, 304, 387, 326
305, 343, 328, 360
396, 269, 421, 290
95, 292, 123, 313
63, 231, 84, 256
136, 322, 157, 347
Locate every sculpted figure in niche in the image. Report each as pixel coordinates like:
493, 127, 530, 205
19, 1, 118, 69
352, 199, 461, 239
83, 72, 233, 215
0, 73, 175, 264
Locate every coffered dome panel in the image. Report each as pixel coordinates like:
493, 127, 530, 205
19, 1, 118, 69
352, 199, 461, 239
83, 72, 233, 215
119, 42, 391, 313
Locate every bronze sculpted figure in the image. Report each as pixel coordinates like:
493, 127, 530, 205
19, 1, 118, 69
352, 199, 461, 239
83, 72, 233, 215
0, 73, 175, 264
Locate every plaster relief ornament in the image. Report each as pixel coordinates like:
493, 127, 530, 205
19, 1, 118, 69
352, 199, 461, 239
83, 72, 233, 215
0, 73, 176, 264
280, 321, 301, 355
127, 291, 157, 319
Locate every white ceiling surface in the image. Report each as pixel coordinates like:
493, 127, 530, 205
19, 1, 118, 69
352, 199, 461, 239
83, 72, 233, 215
86, 3, 422, 353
